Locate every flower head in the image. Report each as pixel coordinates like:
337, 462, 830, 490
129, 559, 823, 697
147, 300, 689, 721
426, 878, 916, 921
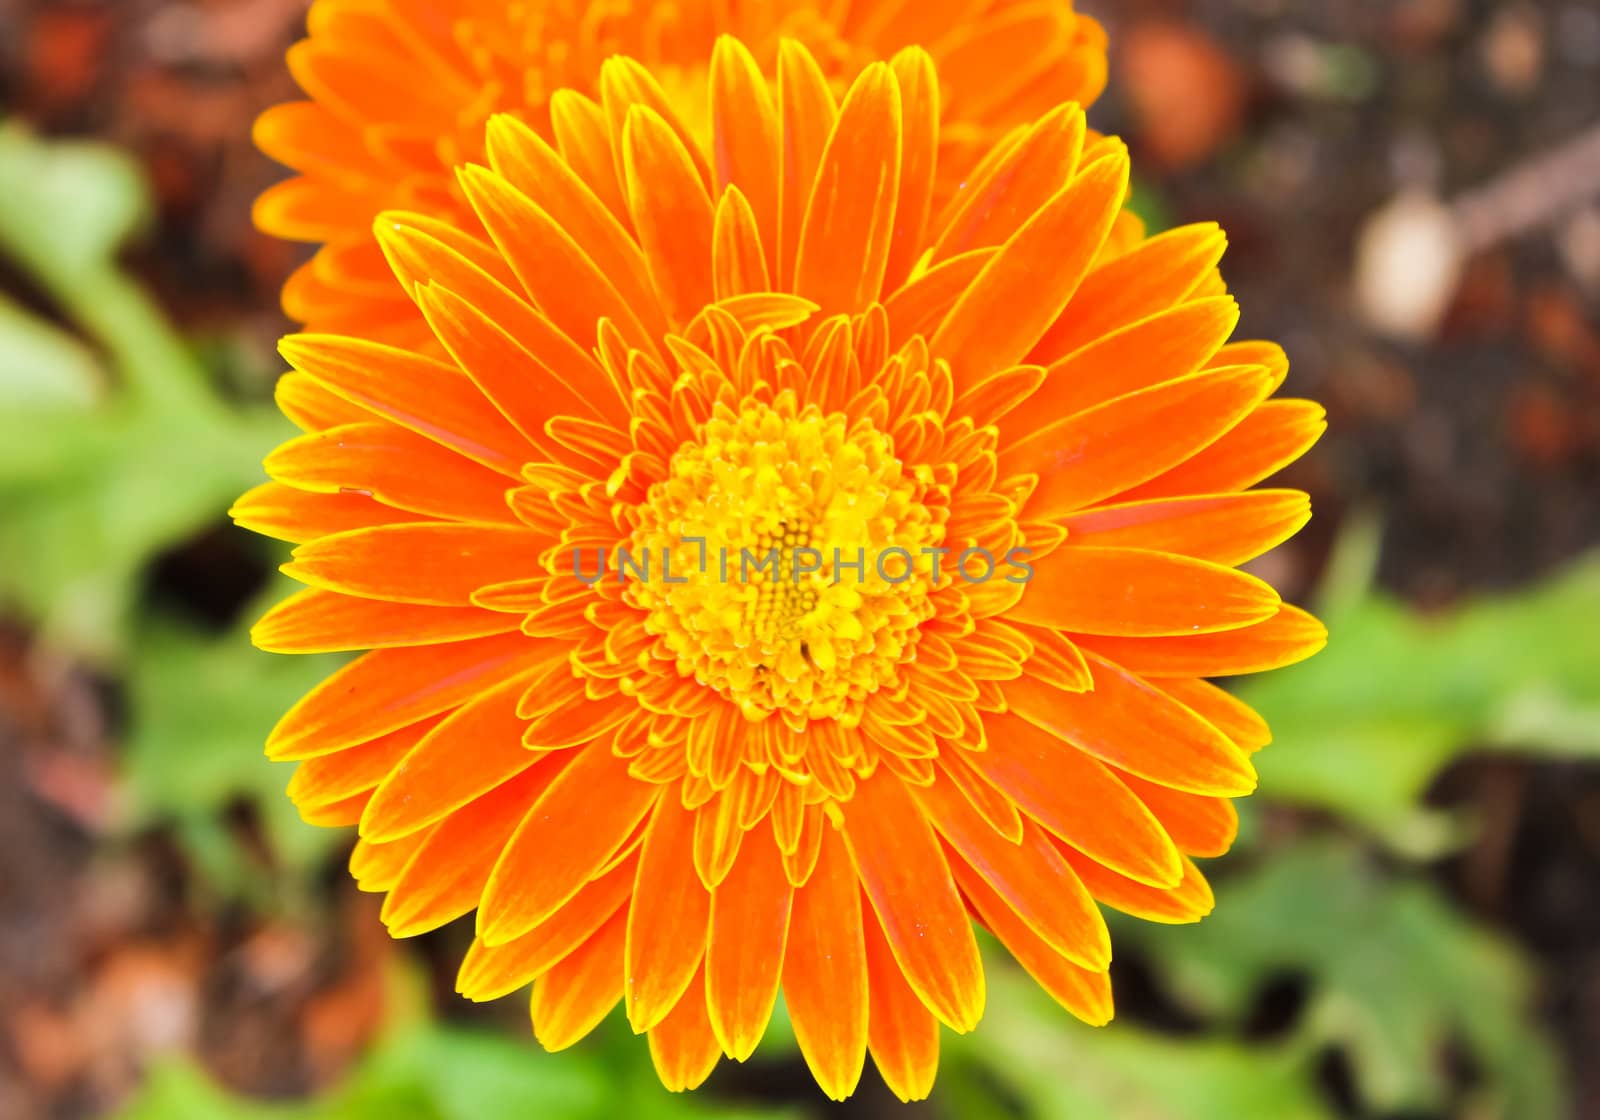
254, 0, 1108, 337
237, 37, 1327, 1102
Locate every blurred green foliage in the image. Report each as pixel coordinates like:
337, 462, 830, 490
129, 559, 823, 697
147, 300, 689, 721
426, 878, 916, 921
0, 127, 1588, 1120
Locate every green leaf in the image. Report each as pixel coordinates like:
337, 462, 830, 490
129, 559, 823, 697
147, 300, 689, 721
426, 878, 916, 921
115, 1019, 796, 1120
0, 293, 104, 408
945, 962, 1335, 1120
0, 125, 288, 656
1241, 551, 1600, 847
121, 583, 347, 895
0, 121, 149, 282
1123, 841, 1565, 1118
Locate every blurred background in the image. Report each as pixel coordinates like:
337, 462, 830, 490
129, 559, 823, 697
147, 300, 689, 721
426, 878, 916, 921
1, 0, 1598, 1117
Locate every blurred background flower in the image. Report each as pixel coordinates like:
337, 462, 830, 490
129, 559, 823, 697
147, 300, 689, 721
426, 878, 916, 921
0, 1, 1597, 1119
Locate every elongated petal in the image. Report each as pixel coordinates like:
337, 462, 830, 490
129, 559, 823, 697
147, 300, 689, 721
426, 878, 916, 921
839, 768, 983, 1032
970, 711, 1181, 887
361, 669, 546, 842
1027, 296, 1239, 420
916, 773, 1110, 969
279, 334, 530, 475
1005, 365, 1276, 518
1011, 545, 1281, 636
254, 588, 515, 653
480, 747, 659, 945
783, 826, 868, 1101
232, 482, 402, 544
623, 106, 715, 330
1062, 491, 1311, 567
1030, 222, 1228, 362
626, 800, 711, 1033
648, 963, 721, 1093
1076, 604, 1328, 679
862, 900, 940, 1103
381, 765, 551, 937
1119, 774, 1239, 858
794, 63, 902, 317
930, 150, 1126, 390
531, 907, 628, 1051
1115, 399, 1328, 502
706, 824, 793, 1061
267, 633, 543, 759
1005, 660, 1258, 796
1055, 844, 1216, 924
954, 861, 1113, 1026
709, 36, 779, 268
284, 523, 543, 606
457, 856, 635, 1001
265, 421, 517, 524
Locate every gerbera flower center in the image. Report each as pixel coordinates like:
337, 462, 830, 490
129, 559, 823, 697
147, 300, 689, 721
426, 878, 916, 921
626, 394, 943, 727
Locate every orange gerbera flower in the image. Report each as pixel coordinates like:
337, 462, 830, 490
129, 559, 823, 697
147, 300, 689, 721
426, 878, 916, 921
236, 38, 1327, 1102
254, 0, 1108, 338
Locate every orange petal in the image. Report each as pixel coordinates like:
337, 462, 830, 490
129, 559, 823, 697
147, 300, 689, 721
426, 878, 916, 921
275, 371, 370, 432
915, 774, 1110, 970
1005, 364, 1277, 519
413, 283, 614, 459
349, 828, 432, 893
1061, 490, 1312, 567
286, 717, 441, 809
1075, 604, 1328, 679
839, 768, 984, 1032
1005, 657, 1258, 796
970, 710, 1182, 887
1012, 545, 1281, 637
1030, 222, 1228, 363
361, 669, 547, 842
457, 163, 659, 359
776, 40, 838, 290
373, 216, 621, 431
254, 588, 515, 654
1027, 295, 1239, 419
231, 481, 407, 544
622, 106, 715, 331
1056, 844, 1216, 924
711, 186, 771, 299
279, 334, 530, 476
862, 896, 940, 1103
929, 103, 1084, 264
479, 746, 660, 945
1160, 678, 1272, 753
1119, 773, 1239, 858
456, 855, 635, 1001
267, 632, 543, 760
626, 800, 711, 1033
484, 113, 666, 340
883, 48, 939, 292
648, 962, 722, 1093
1115, 399, 1328, 502
709, 36, 780, 269
381, 764, 553, 937
530, 906, 628, 1051
783, 826, 868, 1101
283, 523, 544, 606
706, 823, 793, 1061
265, 421, 517, 524
953, 860, 1113, 1026
794, 62, 902, 317
930, 149, 1126, 392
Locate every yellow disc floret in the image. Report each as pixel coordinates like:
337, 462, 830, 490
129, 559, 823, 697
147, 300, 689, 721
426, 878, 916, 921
627, 392, 944, 728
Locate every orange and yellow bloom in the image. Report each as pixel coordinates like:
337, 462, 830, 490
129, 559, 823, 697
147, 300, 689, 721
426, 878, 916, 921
241, 27, 1327, 1105
254, 0, 1109, 338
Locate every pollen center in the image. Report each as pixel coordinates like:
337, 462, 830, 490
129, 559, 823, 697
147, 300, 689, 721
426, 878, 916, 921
626, 396, 944, 728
